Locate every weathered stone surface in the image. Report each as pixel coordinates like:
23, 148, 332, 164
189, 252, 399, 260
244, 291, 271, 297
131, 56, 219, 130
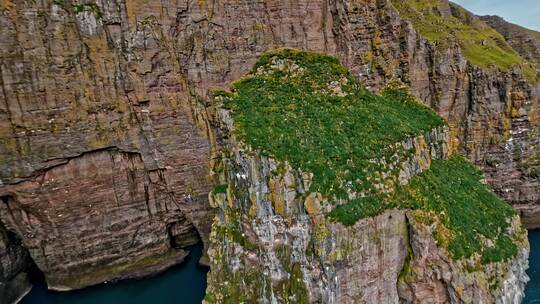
478, 14, 540, 228
0, 148, 207, 290
0, 0, 216, 292
0, 0, 539, 298
399, 212, 529, 304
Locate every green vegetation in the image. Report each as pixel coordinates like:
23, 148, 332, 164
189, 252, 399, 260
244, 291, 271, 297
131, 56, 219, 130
222, 49, 443, 197
213, 184, 228, 194
214, 209, 259, 251
329, 155, 518, 264
73, 3, 103, 19
219, 49, 518, 265
391, 0, 538, 82
51, 1, 103, 19
523, 148, 540, 178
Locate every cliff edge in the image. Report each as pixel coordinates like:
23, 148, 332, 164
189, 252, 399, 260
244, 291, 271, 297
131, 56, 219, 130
205, 49, 529, 303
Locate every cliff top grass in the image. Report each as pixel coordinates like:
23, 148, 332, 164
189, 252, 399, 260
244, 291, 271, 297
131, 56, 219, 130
329, 155, 518, 264
218, 49, 519, 265
218, 49, 444, 197
391, 0, 538, 83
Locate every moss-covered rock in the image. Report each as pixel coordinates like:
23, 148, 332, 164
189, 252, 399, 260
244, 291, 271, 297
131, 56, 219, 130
205, 49, 529, 303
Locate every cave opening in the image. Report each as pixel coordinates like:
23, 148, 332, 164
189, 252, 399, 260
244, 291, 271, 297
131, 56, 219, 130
166, 220, 201, 249
0, 195, 34, 304
1, 193, 210, 304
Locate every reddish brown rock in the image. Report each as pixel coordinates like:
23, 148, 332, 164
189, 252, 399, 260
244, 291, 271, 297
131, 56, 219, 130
0, 0, 539, 300
0, 148, 210, 290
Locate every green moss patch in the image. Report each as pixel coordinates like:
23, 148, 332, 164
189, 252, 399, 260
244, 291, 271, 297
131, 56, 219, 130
213, 184, 228, 194
330, 155, 517, 264
73, 3, 103, 19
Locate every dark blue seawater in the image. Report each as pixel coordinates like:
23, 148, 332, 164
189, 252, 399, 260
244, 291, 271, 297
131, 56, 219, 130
18, 230, 540, 303
21, 244, 208, 304
526, 229, 540, 303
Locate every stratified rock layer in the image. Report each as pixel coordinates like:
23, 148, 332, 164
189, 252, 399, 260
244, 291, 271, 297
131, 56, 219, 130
0, 0, 538, 301
0, 149, 205, 289
478, 14, 540, 228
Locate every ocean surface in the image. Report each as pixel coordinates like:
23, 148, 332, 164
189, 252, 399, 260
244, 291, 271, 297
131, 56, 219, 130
526, 229, 540, 303
21, 243, 209, 304
19, 230, 540, 303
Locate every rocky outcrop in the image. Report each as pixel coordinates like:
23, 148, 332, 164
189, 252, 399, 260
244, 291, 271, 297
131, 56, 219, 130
204, 51, 529, 303
0, 0, 538, 301
399, 212, 529, 304
205, 103, 529, 303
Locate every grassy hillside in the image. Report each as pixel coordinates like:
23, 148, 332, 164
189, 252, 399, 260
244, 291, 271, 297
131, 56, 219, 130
391, 0, 538, 82
219, 49, 444, 196
330, 155, 518, 264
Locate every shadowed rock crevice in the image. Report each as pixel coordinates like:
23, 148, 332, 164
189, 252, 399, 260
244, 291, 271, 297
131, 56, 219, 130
167, 221, 200, 249
0, 212, 32, 304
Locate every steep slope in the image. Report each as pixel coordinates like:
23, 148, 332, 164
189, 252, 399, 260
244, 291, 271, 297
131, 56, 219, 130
393, 1, 538, 83
389, 0, 540, 228
204, 49, 529, 303
0, 0, 538, 302
480, 15, 540, 74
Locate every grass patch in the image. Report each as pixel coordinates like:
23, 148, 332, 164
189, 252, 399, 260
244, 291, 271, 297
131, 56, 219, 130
213, 184, 228, 194
329, 155, 517, 264
221, 49, 443, 198
219, 49, 518, 265
73, 3, 103, 19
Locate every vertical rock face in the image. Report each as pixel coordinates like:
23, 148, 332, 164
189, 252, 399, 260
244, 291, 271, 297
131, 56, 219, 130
399, 213, 529, 304
1, 0, 220, 295
477, 15, 540, 227
0, 0, 538, 301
